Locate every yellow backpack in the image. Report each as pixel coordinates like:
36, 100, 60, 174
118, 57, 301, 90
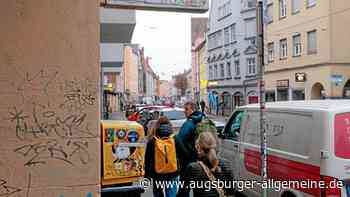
154, 135, 178, 174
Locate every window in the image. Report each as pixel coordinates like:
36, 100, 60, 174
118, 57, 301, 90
247, 0, 257, 8
218, 6, 223, 19
277, 89, 289, 101
267, 4, 274, 23
307, 0, 316, 8
292, 89, 305, 100
307, 30, 317, 54
220, 64, 225, 78
293, 34, 302, 56
230, 24, 236, 42
221, 110, 244, 140
217, 30, 223, 47
247, 58, 256, 75
226, 62, 231, 77
268, 42, 274, 62
280, 39, 288, 59
209, 65, 213, 79
245, 19, 256, 38
279, 0, 287, 18
266, 91, 276, 102
224, 27, 230, 45
214, 64, 218, 78
234, 60, 240, 76
292, 0, 300, 14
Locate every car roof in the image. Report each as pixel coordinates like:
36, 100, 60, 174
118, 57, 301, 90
158, 107, 184, 112
242, 100, 350, 111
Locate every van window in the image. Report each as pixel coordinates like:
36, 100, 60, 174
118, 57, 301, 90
223, 110, 244, 140
335, 112, 350, 159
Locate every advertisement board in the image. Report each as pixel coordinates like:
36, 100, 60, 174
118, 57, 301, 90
101, 120, 145, 186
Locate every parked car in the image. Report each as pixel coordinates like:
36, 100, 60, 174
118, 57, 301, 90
156, 107, 225, 133
219, 100, 350, 197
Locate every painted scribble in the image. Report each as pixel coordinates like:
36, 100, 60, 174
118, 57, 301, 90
0, 179, 22, 197
5, 69, 97, 168
59, 79, 97, 112
13, 139, 90, 167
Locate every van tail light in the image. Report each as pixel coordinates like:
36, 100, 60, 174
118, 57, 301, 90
321, 176, 341, 197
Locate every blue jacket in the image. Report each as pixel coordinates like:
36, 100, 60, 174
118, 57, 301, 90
175, 111, 204, 172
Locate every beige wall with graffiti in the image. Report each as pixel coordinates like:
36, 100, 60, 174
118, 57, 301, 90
0, 1, 100, 197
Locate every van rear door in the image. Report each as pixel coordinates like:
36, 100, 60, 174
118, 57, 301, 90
332, 112, 350, 196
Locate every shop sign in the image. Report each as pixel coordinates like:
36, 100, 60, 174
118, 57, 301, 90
295, 73, 306, 82
208, 81, 218, 86
276, 80, 289, 89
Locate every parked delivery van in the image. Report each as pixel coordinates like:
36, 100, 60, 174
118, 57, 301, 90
219, 100, 350, 197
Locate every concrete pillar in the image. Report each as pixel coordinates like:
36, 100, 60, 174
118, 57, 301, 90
0, 1, 100, 197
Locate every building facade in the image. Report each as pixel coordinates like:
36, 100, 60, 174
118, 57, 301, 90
265, 0, 350, 101
191, 17, 208, 103
198, 39, 209, 106
100, 8, 136, 116
123, 44, 141, 103
207, 0, 258, 115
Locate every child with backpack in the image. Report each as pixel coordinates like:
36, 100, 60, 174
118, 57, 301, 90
144, 116, 180, 197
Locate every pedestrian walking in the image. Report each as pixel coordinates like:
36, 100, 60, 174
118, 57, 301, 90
200, 100, 206, 114
144, 116, 180, 197
177, 131, 235, 197
175, 101, 205, 197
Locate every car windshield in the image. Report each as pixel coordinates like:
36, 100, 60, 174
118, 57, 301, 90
161, 110, 186, 120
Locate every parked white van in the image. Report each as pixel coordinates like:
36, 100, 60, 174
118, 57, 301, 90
219, 100, 350, 197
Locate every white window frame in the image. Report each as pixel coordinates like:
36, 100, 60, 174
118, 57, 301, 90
247, 0, 257, 8
224, 27, 230, 45
247, 58, 256, 75
230, 24, 236, 42
214, 64, 218, 79
307, 0, 317, 8
292, 0, 300, 14
226, 62, 231, 77
293, 34, 302, 57
220, 63, 225, 78
267, 3, 274, 23
280, 39, 288, 59
279, 0, 287, 18
307, 30, 317, 54
234, 60, 240, 77
268, 42, 274, 62
209, 65, 213, 80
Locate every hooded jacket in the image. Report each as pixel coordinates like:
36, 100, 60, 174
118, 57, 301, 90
175, 111, 205, 172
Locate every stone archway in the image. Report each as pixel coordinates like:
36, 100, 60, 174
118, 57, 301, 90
233, 92, 243, 107
247, 90, 258, 104
311, 82, 325, 99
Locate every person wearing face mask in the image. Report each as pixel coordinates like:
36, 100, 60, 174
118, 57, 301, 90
177, 131, 235, 197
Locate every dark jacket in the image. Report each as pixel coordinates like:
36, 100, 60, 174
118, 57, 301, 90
175, 111, 205, 171
144, 124, 180, 180
177, 159, 235, 197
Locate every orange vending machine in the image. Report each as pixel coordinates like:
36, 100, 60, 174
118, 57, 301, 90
101, 120, 145, 196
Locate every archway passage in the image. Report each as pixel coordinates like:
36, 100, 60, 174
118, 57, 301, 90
247, 91, 258, 104
233, 92, 243, 107
311, 83, 325, 99
343, 80, 350, 98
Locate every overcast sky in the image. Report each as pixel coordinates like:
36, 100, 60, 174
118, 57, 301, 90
132, 10, 209, 81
